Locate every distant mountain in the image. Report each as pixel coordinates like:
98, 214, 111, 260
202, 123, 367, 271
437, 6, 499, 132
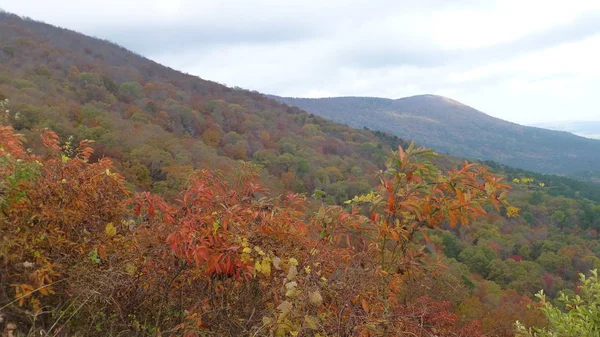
531, 121, 600, 139
271, 95, 600, 180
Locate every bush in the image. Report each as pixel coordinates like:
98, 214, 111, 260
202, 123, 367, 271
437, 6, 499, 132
516, 269, 600, 336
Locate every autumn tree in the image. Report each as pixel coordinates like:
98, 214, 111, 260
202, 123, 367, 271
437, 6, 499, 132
317, 143, 514, 335
0, 126, 133, 334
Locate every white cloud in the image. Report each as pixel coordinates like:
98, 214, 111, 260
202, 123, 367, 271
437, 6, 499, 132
431, 0, 599, 50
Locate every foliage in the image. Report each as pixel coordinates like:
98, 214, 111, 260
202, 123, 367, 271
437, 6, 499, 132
1, 127, 514, 336
273, 95, 600, 182
516, 270, 600, 337
0, 11, 398, 204
485, 160, 600, 203
3, 10, 600, 337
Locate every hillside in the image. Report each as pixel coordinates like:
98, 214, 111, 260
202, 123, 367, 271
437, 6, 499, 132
3, 10, 600, 337
272, 95, 600, 179
0, 11, 416, 204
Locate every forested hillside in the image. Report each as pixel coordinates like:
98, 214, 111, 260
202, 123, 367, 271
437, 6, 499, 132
2, 11, 600, 337
0, 11, 414, 204
272, 95, 600, 181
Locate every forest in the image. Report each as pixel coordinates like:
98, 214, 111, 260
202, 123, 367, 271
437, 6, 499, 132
2, 10, 600, 336
272, 95, 600, 182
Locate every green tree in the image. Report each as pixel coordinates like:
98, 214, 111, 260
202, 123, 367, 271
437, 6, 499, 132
458, 244, 497, 277
551, 210, 567, 229
516, 270, 600, 337
119, 81, 143, 99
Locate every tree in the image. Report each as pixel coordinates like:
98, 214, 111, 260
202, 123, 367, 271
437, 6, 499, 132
459, 244, 497, 277
516, 270, 600, 337
119, 81, 143, 99
1, 126, 133, 334
339, 143, 514, 335
201, 128, 221, 148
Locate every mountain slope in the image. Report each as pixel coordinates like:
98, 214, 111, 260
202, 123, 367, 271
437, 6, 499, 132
272, 95, 600, 179
5, 11, 600, 337
0, 11, 418, 204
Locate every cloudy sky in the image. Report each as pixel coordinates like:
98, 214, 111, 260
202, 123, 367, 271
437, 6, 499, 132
2, 0, 600, 124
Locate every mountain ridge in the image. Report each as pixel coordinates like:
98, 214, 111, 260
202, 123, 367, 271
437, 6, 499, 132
531, 120, 600, 139
271, 94, 600, 180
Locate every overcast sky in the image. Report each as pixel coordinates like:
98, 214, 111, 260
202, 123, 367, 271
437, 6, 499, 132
2, 0, 600, 124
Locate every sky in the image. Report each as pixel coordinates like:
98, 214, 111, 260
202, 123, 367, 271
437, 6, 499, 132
2, 0, 600, 124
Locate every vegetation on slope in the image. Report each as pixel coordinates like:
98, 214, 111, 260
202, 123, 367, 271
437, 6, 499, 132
3, 10, 600, 337
517, 270, 600, 337
484, 160, 600, 202
2, 126, 520, 336
0, 11, 409, 204
272, 95, 600, 181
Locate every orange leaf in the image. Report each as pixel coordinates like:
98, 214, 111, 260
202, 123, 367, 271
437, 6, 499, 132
422, 232, 430, 244
361, 298, 370, 313
387, 193, 395, 212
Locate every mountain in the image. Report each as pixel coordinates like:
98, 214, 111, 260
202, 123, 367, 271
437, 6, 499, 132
531, 120, 600, 139
5, 10, 600, 337
0, 11, 421, 204
271, 95, 600, 180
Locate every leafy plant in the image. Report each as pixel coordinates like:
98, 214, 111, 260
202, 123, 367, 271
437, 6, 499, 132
516, 269, 600, 337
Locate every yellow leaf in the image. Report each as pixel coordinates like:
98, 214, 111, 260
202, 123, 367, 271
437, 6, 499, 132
364, 324, 377, 331
261, 259, 271, 277
285, 281, 299, 297
286, 265, 298, 281
272, 256, 282, 270
254, 260, 262, 274
105, 222, 117, 237
308, 290, 323, 306
507, 206, 520, 218
285, 289, 299, 297
288, 257, 298, 266
31, 298, 41, 312
124, 262, 137, 275
304, 315, 319, 330
277, 300, 293, 316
